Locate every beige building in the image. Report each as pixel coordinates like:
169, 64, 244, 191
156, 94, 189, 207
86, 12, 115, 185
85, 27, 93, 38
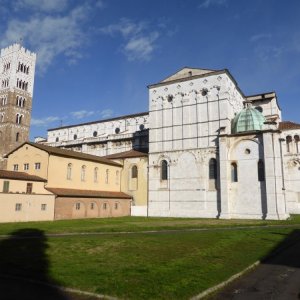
5, 142, 132, 220
0, 170, 55, 222
104, 150, 148, 216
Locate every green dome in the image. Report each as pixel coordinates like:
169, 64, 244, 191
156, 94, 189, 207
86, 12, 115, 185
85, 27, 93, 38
232, 102, 266, 133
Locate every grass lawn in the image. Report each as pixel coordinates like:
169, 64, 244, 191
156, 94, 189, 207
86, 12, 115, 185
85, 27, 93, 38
0, 214, 299, 235
0, 216, 300, 299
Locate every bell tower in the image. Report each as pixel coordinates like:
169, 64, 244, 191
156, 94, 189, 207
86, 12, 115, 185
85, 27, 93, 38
0, 43, 36, 168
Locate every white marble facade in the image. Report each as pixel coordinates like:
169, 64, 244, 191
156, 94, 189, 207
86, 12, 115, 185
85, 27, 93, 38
43, 67, 300, 219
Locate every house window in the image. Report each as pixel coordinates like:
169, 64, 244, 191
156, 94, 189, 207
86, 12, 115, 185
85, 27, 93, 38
90, 203, 95, 210
231, 163, 238, 182
258, 160, 265, 182
35, 162, 41, 170
15, 203, 22, 211
41, 204, 47, 211
2, 181, 9, 193
209, 158, 217, 180
161, 160, 168, 180
24, 163, 29, 171
105, 169, 109, 184
94, 167, 98, 183
13, 164, 19, 171
55, 137, 59, 142
81, 165, 86, 181
75, 203, 80, 210
26, 183, 33, 194
103, 203, 107, 210
286, 135, 292, 153
114, 202, 118, 210
131, 165, 138, 178
67, 163, 72, 180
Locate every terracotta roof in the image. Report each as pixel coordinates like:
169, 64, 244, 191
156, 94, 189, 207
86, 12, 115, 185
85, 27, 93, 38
48, 111, 148, 131
6, 142, 122, 167
279, 121, 300, 131
104, 149, 148, 159
0, 170, 46, 182
45, 187, 132, 199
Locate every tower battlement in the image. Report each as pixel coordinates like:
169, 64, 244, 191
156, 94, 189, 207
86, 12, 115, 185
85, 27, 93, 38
0, 43, 36, 58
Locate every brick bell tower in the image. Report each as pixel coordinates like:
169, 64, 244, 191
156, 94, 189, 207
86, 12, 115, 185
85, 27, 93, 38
0, 43, 36, 169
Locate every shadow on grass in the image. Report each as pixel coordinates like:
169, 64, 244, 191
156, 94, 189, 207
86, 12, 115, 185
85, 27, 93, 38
211, 229, 300, 299
0, 229, 69, 300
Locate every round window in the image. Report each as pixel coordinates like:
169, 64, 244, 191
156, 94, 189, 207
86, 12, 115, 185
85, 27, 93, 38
115, 128, 120, 134
139, 124, 145, 131
245, 149, 251, 154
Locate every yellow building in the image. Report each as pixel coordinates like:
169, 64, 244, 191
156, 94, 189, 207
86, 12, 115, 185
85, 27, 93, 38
5, 142, 131, 220
104, 150, 148, 216
0, 170, 55, 223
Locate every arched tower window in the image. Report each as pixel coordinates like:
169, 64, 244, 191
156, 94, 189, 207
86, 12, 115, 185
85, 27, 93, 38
67, 163, 72, 180
131, 165, 138, 178
16, 132, 19, 142
81, 165, 86, 181
286, 135, 292, 153
16, 114, 23, 124
161, 160, 168, 180
258, 160, 265, 182
295, 135, 299, 154
209, 158, 217, 180
231, 162, 238, 182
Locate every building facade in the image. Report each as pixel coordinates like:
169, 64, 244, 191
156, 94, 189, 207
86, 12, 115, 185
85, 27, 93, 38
5, 142, 132, 220
0, 43, 36, 168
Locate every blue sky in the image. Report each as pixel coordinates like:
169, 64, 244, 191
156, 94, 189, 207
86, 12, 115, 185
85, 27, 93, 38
1, 0, 300, 139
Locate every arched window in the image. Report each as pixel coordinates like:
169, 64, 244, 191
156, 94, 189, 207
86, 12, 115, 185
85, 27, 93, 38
55, 137, 59, 142
131, 165, 138, 178
73, 134, 77, 140
286, 135, 292, 153
295, 135, 299, 153
16, 114, 22, 124
258, 160, 265, 182
231, 162, 238, 182
105, 169, 109, 184
161, 160, 168, 180
116, 170, 119, 185
209, 158, 217, 180
94, 167, 98, 183
93, 131, 97, 137
255, 106, 263, 113
81, 165, 86, 181
67, 163, 72, 180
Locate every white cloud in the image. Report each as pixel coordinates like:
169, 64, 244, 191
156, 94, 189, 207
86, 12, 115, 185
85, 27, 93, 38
0, 3, 97, 74
100, 109, 113, 119
31, 116, 60, 126
15, 0, 68, 12
100, 18, 159, 61
250, 33, 272, 42
71, 110, 96, 119
198, 0, 227, 9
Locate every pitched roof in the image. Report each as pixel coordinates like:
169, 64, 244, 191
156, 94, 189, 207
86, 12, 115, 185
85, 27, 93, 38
104, 149, 148, 159
279, 121, 300, 131
0, 170, 46, 182
46, 187, 132, 199
48, 111, 148, 131
6, 142, 122, 167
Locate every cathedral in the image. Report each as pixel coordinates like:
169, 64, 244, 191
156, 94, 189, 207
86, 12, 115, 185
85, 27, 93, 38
1, 44, 300, 220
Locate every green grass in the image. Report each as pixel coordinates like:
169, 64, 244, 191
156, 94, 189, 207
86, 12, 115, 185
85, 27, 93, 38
0, 216, 300, 299
0, 214, 299, 236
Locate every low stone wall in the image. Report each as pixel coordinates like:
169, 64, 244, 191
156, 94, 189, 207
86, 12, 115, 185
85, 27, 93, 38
54, 197, 131, 220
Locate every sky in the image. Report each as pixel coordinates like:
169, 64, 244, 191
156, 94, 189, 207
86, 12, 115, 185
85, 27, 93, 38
1, 0, 300, 139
